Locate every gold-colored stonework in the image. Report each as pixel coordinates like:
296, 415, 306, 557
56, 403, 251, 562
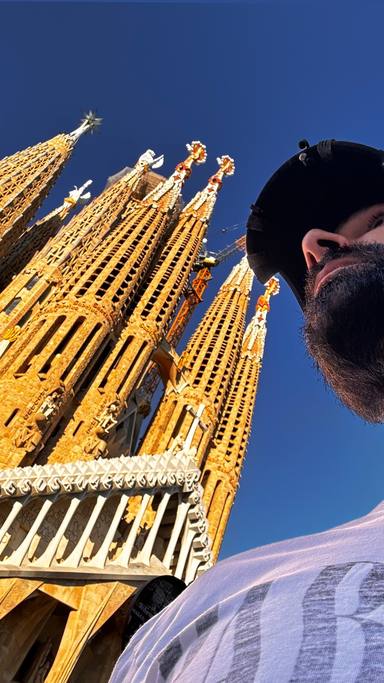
0, 125, 277, 681
0, 114, 99, 262
201, 276, 279, 560
0, 179, 93, 292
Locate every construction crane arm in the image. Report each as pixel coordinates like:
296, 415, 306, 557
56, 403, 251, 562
194, 234, 245, 270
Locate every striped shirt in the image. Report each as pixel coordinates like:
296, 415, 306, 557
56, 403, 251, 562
110, 502, 384, 682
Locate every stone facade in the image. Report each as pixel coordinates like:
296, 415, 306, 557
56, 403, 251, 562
0, 127, 276, 681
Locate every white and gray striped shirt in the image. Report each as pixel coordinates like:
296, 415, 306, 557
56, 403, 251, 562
110, 502, 384, 682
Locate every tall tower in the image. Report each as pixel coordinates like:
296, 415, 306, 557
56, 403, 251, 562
135, 267, 213, 420
0, 143, 206, 469
0, 149, 165, 353
201, 277, 279, 560
135, 235, 247, 421
0, 113, 100, 258
43, 155, 234, 464
135, 235, 246, 420
140, 256, 254, 466
0, 179, 92, 291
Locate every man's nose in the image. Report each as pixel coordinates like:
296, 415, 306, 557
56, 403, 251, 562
301, 229, 350, 270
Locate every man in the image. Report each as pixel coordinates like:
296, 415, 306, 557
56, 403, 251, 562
110, 140, 384, 682
247, 139, 384, 423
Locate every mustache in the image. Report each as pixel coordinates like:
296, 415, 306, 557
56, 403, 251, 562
304, 242, 383, 300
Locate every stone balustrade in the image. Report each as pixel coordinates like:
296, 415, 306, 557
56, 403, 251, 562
0, 448, 212, 584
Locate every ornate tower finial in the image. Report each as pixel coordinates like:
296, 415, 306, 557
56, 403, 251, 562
243, 276, 279, 360
255, 276, 280, 323
265, 275, 280, 297
70, 111, 103, 141
135, 149, 165, 171
185, 140, 208, 166
144, 141, 207, 208
61, 179, 93, 213
214, 154, 235, 180
117, 149, 165, 192
183, 154, 235, 219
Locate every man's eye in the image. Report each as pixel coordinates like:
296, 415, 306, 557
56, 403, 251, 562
367, 213, 384, 230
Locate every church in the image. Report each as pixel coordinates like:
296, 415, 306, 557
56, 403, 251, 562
0, 114, 277, 681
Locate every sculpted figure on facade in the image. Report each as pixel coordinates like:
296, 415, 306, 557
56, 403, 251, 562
83, 434, 109, 458
82, 397, 124, 458
13, 418, 44, 452
136, 149, 165, 171
38, 384, 65, 420
12, 385, 65, 452
96, 399, 121, 435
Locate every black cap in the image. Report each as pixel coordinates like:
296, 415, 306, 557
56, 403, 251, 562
246, 140, 384, 305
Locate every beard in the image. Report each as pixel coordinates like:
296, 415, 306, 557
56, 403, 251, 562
304, 242, 384, 422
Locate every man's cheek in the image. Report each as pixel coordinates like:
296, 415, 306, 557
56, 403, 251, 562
358, 227, 384, 245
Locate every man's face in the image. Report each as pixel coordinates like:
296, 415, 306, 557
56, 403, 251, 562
302, 203, 384, 422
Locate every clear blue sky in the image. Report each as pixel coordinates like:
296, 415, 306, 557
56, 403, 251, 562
2, 0, 384, 560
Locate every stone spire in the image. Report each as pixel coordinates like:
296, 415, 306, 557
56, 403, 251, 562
0, 144, 205, 468
135, 267, 213, 419
202, 277, 279, 560
42, 153, 238, 465
139, 256, 254, 466
181, 155, 234, 219
0, 149, 165, 359
0, 114, 99, 258
135, 229, 245, 422
0, 180, 92, 291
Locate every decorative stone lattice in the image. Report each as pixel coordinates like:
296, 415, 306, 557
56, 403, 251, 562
0, 448, 212, 585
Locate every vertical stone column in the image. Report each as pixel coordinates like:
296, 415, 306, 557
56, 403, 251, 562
201, 278, 279, 560
140, 256, 254, 466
